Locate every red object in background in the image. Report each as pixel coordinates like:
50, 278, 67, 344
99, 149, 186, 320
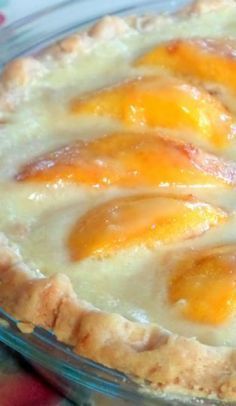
0, 12, 6, 25
0, 373, 61, 406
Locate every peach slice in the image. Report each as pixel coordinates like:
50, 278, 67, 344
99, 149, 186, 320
15, 132, 236, 187
67, 195, 226, 261
169, 245, 236, 325
70, 76, 234, 148
135, 39, 236, 93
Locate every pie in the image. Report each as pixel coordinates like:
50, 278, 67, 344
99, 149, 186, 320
1, 0, 236, 401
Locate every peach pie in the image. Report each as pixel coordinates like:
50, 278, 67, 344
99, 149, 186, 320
1, 0, 236, 401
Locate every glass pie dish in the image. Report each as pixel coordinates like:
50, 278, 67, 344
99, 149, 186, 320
0, 0, 235, 405
0, 306, 226, 405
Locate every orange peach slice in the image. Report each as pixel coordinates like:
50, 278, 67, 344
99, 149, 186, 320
70, 76, 234, 148
67, 195, 226, 261
135, 39, 236, 93
15, 132, 236, 187
169, 245, 236, 325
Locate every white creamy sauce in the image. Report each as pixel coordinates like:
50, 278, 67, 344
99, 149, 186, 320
1, 7, 236, 346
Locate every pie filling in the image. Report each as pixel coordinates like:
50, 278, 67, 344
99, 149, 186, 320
2, 3, 236, 357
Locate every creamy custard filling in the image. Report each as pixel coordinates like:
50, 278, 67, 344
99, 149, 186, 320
17, 205, 236, 347
1, 183, 236, 347
2, 6, 236, 349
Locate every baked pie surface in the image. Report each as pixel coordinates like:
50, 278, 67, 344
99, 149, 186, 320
1, 0, 236, 401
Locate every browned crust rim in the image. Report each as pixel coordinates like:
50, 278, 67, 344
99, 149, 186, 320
1, 0, 236, 401
0, 236, 236, 401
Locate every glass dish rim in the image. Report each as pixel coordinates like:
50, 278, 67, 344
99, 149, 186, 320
0, 308, 225, 405
0, 0, 189, 67
0, 0, 231, 404
0, 307, 149, 404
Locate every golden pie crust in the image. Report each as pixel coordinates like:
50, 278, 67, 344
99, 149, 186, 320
1, 0, 236, 401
